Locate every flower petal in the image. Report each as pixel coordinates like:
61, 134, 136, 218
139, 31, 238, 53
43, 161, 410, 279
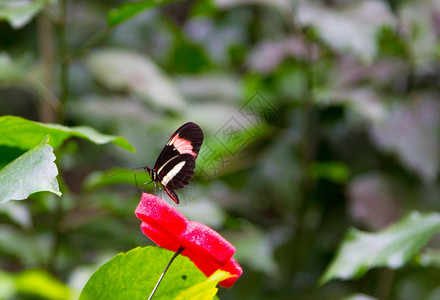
181, 221, 236, 265
190, 255, 243, 288
218, 258, 243, 288
135, 193, 188, 236
140, 222, 181, 252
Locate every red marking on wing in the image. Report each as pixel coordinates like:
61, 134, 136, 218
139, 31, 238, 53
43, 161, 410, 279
171, 134, 197, 158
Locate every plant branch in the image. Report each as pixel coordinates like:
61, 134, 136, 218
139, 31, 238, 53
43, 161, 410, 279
66, 26, 114, 62
148, 246, 185, 300
56, 0, 69, 123
37, 12, 57, 123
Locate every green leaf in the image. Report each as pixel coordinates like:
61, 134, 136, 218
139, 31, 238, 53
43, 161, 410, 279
0, 136, 61, 203
320, 211, 440, 284
80, 246, 209, 300
0, 0, 52, 29
0, 115, 135, 152
175, 270, 232, 300
14, 269, 72, 299
107, 0, 182, 27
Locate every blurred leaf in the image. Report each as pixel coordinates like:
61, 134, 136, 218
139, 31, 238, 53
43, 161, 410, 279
176, 73, 240, 101
87, 49, 185, 111
377, 26, 407, 57
370, 97, 440, 183
297, 0, 395, 62
0, 52, 32, 82
213, 0, 290, 11
0, 201, 32, 228
0, 136, 61, 203
175, 270, 232, 300
341, 294, 378, 300
308, 161, 349, 183
80, 246, 208, 300
169, 37, 211, 73
0, 271, 15, 299
0, 115, 135, 151
227, 226, 281, 274
82, 168, 140, 192
0, 0, 52, 29
107, 0, 181, 27
399, 0, 440, 68
179, 197, 225, 228
321, 211, 440, 284
0, 225, 52, 267
347, 173, 402, 231
197, 119, 270, 180
183, 16, 245, 67
247, 38, 309, 74
418, 249, 440, 268
66, 96, 156, 128
14, 269, 72, 299
324, 88, 387, 122
182, 102, 241, 134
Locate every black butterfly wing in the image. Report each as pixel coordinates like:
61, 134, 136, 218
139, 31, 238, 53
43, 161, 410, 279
157, 154, 196, 204
162, 185, 180, 204
157, 154, 195, 189
153, 122, 204, 172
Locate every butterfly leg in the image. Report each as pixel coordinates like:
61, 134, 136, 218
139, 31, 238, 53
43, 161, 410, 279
134, 173, 141, 194
142, 180, 154, 193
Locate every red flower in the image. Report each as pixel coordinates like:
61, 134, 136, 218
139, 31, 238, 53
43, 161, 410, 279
135, 193, 242, 288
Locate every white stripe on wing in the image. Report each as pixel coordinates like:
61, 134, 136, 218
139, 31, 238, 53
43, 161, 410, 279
161, 161, 186, 186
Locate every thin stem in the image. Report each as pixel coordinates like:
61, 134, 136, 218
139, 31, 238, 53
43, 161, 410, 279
56, 0, 69, 123
148, 246, 185, 300
37, 13, 57, 123
66, 26, 113, 61
376, 269, 394, 300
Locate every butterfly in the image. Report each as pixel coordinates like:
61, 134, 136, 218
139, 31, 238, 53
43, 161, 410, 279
143, 122, 204, 204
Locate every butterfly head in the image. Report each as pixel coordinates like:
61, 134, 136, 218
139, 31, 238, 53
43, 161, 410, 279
145, 166, 157, 182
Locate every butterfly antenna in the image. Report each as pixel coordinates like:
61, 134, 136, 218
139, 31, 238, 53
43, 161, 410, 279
107, 169, 132, 177
108, 166, 149, 178
131, 166, 149, 171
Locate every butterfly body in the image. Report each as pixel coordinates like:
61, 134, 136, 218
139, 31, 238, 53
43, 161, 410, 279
145, 122, 203, 204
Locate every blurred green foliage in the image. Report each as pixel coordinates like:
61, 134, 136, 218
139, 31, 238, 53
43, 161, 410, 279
1, 0, 440, 299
